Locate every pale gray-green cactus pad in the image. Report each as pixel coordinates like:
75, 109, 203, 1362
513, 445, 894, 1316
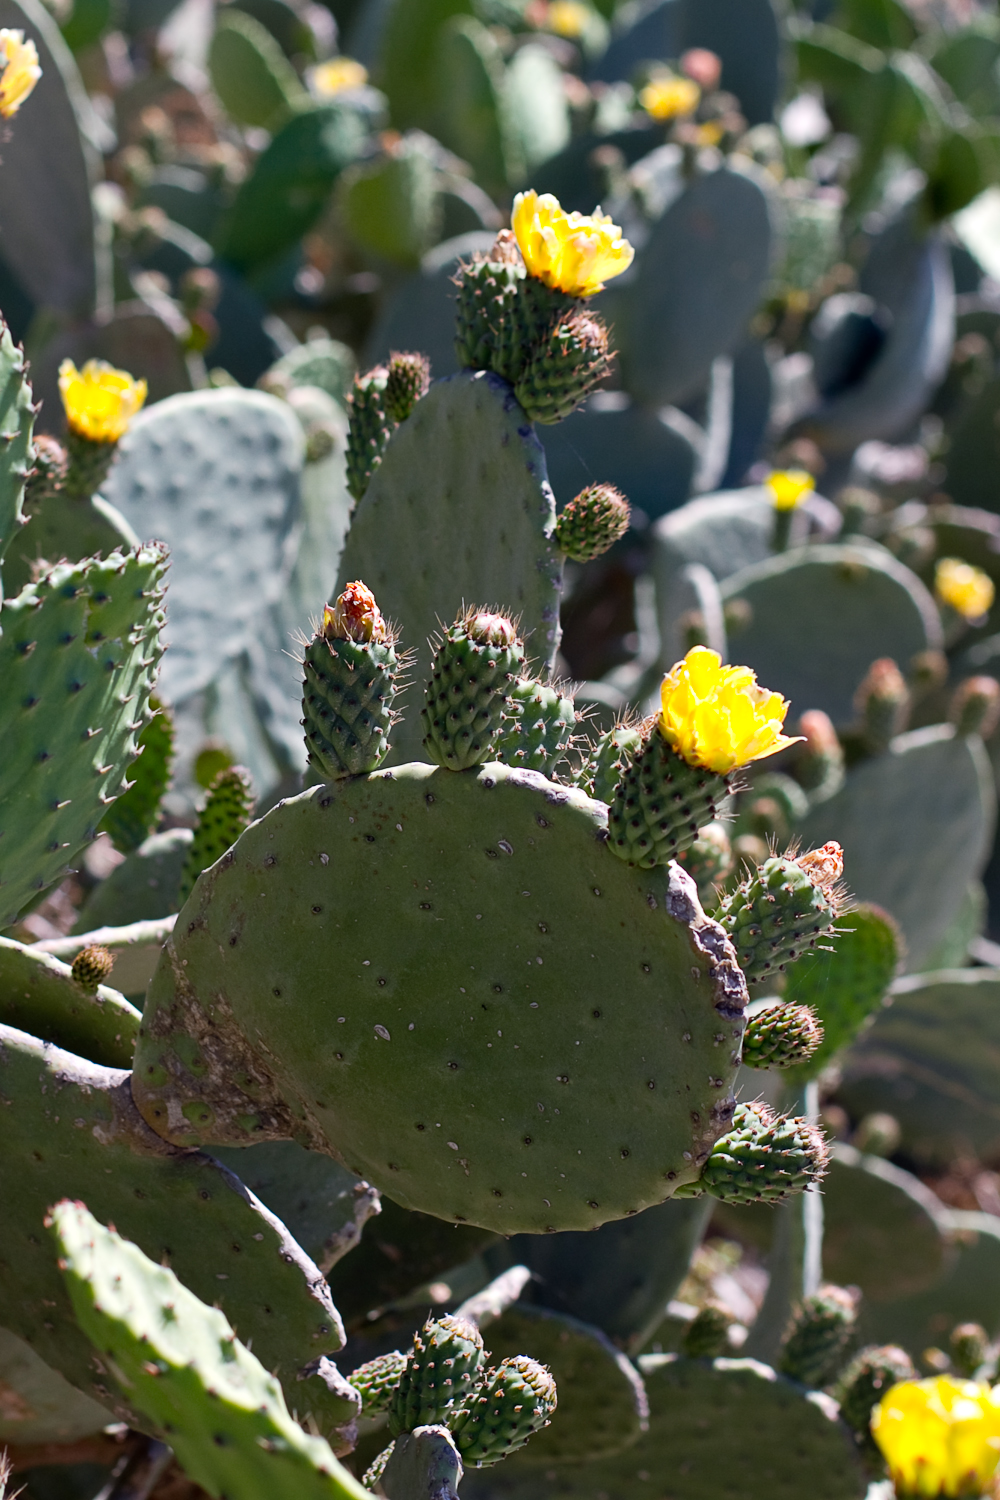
133, 761, 748, 1233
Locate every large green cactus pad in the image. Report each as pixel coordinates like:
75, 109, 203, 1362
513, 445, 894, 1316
0, 1324, 110, 1446
0, 1026, 352, 1439
796, 726, 995, 970
821, 1145, 949, 1305
461, 1355, 866, 1500
51, 1202, 366, 1500
133, 761, 748, 1233
0, 935, 139, 1068
719, 542, 941, 729
0, 545, 167, 931
333, 373, 563, 763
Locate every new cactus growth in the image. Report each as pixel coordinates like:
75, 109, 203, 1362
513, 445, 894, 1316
716, 843, 846, 985
493, 676, 576, 778
421, 608, 525, 770
742, 1003, 824, 1069
346, 367, 392, 502
302, 583, 400, 779
100, 700, 174, 855
681, 1305, 733, 1359
451, 1356, 557, 1466
553, 485, 631, 563
834, 1345, 916, 1458
949, 677, 1000, 739
512, 309, 612, 425
778, 1285, 859, 1390
855, 658, 910, 755
389, 1316, 486, 1437
677, 1101, 829, 1205
178, 765, 255, 905
789, 710, 845, 800
348, 1351, 409, 1418
70, 944, 115, 993
383, 352, 431, 424
950, 1324, 990, 1380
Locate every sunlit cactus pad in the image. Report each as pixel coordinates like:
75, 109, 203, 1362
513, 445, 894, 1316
133, 761, 748, 1233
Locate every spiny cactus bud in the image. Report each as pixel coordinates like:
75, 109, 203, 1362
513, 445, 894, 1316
715, 842, 845, 984
363, 1441, 394, 1491
178, 766, 255, 905
71, 944, 115, 992
304, 583, 399, 779
350, 1350, 408, 1418
855, 657, 909, 755
384, 351, 431, 424
346, 366, 392, 502
578, 721, 643, 804
421, 608, 525, 771
453, 246, 525, 377
909, 649, 949, 702
678, 1100, 829, 1205
513, 308, 612, 425
451, 1356, 557, 1467
779, 1284, 859, 1390
25, 434, 68, 508
494, 676, 576, 779
389, 1316, 485, 1437
853, 1111, 900, 1158
834, 1345, 916, 1455
681, 1304, 732, 1359
675, 821, 733, 894
553, 484, 630, 562
742, 1003, 823, 1070
949, 676, 1000, 740
950, 1323, 990, 1379
789, 709, 844, 798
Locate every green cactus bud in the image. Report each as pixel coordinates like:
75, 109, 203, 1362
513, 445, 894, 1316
852, 1111, 900, 1157
577, 721, 643, 804
675, 821, 734, 897
552, 484, 630, 563
854, 657, 909, 755
179, 765, 255, 906
715, 842, 845, 984
25, 435, 68, 509
494, 676, 576, 779
949, 676, 1000, 740
346, 367, 392, 502
678, 1101, 829, 1206
70, 944, 115, 993
303, 582, 399, 780
349, 1350, 408, 1418
453, 234, 576, 386
421, 608, 525, 771
950, 1323, 990, 1379
834, 1344, 916, 1456
789, 710, 844, 800
512, 309, 612, 425
742, 1002, 823, 1069
99, 699, 174, 855
681, 1305, 732, 1360
389, 1317, 485, 1438
779, 1284, 859, 1390
909, 648, 949, 703
63, 431, 118, 502
451, 1356, 557, 1467
384, 351, 431, 424
608, 723, 731, 870
363, 1442, 394, 1492
511, 274, 575, 365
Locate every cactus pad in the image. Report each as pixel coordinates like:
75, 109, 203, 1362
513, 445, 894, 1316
778, 1285, 859, 1390
452, 1356, 557, 1467
716, 845, 844, 985
682, 1101, 828, 1206
0, 545, 167, 930
334, 372, 563, 763
50, 1201, 366, 1500
494, 678, 576, 780
133, 762, 748, 1232
178, 765, 255, 906
390, 1316, 485, 1436
742, 1003, 823, 1069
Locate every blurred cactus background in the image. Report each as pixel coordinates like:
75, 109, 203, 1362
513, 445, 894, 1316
12, 0, 1000, 1499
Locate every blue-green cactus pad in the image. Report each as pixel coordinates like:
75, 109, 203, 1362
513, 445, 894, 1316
133, 761, 748, 1233
334, 372, 563, 763
0, 1025, 352, 1438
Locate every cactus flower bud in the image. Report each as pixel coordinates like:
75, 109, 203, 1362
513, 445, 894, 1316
780, 1284, 859, 1390
384, 351, 431, 424
855, 657, 909, 754
466, 610, 517, 648
0, 29, 41, 118
553, 484, 630, 562
949, 676, 1000, 741
323, 581, 387, 644
742, 1002, 823, 1070
71, 944, 115, 992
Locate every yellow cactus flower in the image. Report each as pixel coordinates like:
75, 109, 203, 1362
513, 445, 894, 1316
871, 1377, 1000, 1497
935, 558, 995, 624
323, 581, 386, 644
511, 189, 634, 298
766, 469, 815, 512
0, 29, 41, 119
546, 0, 590, 37
310, 56, 367, 96
659, 646, 801, 774
58, 359, 147, 444
639, 74, 701, 122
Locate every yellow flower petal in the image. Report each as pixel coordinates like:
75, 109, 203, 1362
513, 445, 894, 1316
0, 29, 41, 119
545, 0, 590, 37
766, 469, 815, 512
511, 189, 634, 298
310, 57, 367, 96
872, 1377, 1000, 1497
935, 558, 995, 623
639, 74, 701, 121
58, 359, 147, 444
658, 646, 800, 774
